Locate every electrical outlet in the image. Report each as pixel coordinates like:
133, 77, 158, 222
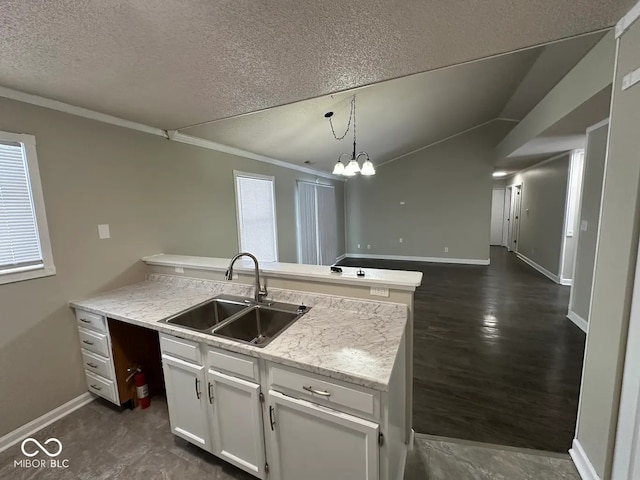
175, 267, 184, 274
357, 243, 361, 249
98, 224, 110, 239
399, 238, 403, 243
444, 247, 449, 253
370, 287, 389, 297
367, 244, 371, 250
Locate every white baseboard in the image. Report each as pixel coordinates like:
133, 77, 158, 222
346, 253, 490, 266
567, 310, 588, 333
516, 253, 560, 283
0, 392, 95, 454
561, 278, 573, 286
569, 439, 601, 480
334, 253, 347, 263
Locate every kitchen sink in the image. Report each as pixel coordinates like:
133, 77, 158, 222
213, 303, 308, 347
162, 295, 250, 332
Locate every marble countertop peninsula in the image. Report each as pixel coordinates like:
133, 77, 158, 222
70, 274, 408, 391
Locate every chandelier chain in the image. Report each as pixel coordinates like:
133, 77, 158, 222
328, 96, 356, 141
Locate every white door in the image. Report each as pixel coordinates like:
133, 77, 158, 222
267, 390, 379, 480
508, 185, 522, 252
502, 186, 512, 247
490, 188, 505, 245
161, 354, 211, 452
207, 369, 266, 478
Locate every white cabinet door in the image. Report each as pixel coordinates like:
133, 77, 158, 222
268, 390, 379, 480
208, 369, 266, 479
161, 354, 211, 452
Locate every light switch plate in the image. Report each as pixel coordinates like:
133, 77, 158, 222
581, 220, 588, 232
370, 287, 389, 297
97, 224, 110, 239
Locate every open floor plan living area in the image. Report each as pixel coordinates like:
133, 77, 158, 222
1, 1, 640, 479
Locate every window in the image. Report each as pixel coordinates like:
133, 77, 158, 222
0, 131, 55, 284
297, 181, 337, 265
234, 171, 278, 262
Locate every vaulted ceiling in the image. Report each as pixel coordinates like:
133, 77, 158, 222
0, 0, 633, 131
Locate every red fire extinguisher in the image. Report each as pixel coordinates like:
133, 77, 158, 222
128, 366, 150, 409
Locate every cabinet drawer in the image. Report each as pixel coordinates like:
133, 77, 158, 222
207, 347, 258, 381
78, 327, 110, 357
159, 333, 201, 364
81, 349, 113, 380
269, 366, 378, 417
75, 310, 107, 333
85, 371, 118, 404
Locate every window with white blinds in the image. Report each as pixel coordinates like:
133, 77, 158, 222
234, 172, 278, 262
0, 131, 54, 284
297, 182, 338, 266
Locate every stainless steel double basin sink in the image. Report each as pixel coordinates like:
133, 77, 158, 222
159, 295, 309, 348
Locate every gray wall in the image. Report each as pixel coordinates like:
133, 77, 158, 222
571, 122, 608, 321
513, 154, 570, 276
345, 121, 513, 262
576, 18, 640, 479
0, 97, 345, 437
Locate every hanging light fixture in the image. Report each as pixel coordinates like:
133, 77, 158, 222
325, 96, 375, 177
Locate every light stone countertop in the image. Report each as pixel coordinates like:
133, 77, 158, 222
70, 274, 408, 391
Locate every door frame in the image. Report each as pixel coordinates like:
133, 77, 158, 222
506, 183, 522, 252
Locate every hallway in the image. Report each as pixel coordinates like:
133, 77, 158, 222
340, 246, 585, 452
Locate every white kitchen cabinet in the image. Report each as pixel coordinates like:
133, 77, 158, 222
207, 369, 266, 478
161, 353, 211, 452
267, 390, 380, 480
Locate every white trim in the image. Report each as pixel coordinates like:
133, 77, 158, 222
516, 253, 560, 283
561, 278, 573, 286
0, 392, 95, 454
376, 119, 502, 168
567, 310, 588, 332
585, 118, 610, 134
616, 0, 640, 38
622, 66, 640, 91
169, 131, 341, 181
510, 151, 571, 180
395, 445, 408, 480
569, 439, 601, 480
334, 253, 347, 264
346, 253, 490, 265
0, 86, 167, 137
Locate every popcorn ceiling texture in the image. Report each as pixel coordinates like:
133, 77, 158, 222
0, 0, 633, 129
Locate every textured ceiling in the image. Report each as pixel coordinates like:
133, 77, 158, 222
0, 0, 634, 129
182, 33, 605, 172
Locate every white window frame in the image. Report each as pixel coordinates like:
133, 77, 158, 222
0, 130, 55, 285
233, 170, 279, 262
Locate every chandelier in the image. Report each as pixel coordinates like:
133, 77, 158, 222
325, 96, 375, 176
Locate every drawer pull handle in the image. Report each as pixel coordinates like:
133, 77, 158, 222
90, 384, 102, 391
195, 378, 201, 400
208, 382, 214, 404
269, 406, 276, 431
86, 362, 98, 368
303, 385, 332, 397
80, 318, 91, 323
82, 340, 94, 345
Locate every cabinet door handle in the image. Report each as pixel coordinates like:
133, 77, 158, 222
86, 362, 98, 369
80, 318, 91, 323
208, 382, 214, 404
82, 340, 94, 345
269, 406, 276, 431
195, 378, 201, 400
90, 384, 102, 391
303, 385, 331, 397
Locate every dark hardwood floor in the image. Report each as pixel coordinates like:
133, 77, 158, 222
339, 247, 585, 453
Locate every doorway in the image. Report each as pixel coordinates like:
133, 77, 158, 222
506, 184, 522, 252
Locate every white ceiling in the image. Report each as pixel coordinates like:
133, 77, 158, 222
182, 33, 605, 172
0, 0, 633, 130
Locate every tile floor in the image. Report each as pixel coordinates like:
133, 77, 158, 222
0, 395, 579, 479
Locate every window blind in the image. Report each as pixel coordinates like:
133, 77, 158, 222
235, 174, 278, 262
0, 142, 43, 271
297, 182, 337, 266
